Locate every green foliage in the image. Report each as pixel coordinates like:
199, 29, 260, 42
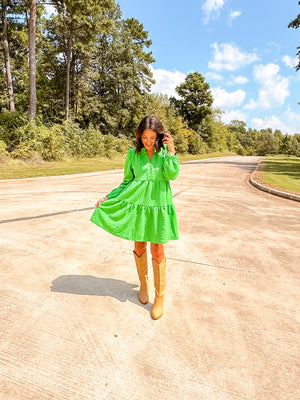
235, 143, 246, 156
171, 72, 213, 132
187, 133, 209, 155
0, 2, 299, 163
288, 1, 300, 70
3, 119, 130, 161
0, 110, 28, 150
0, 140, 9, 163
256, 129, 279, 156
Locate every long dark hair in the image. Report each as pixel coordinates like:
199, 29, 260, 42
135, 115, 165, 154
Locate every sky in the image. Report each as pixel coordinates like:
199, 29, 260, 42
117, 0, 300, 134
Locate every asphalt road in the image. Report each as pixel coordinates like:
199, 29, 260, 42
0, 156, 299, 400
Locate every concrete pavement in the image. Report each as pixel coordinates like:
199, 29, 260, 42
0, 156, 299, 400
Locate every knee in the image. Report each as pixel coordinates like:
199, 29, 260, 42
134, 241, 147, 256
151, 244, 165, 264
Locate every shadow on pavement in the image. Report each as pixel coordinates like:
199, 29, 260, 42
50, 275, 150, 309
186, 160, 259, 172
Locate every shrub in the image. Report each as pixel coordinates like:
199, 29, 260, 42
38, 124, 66, 161
188, 133, 209, 154
103, 134, 129, 158
81, 127, 105, 157
61, 120, 85, 157
235, 143, 246, 156
173, 133, 188, 154
0, 111, 28, 148
0, 139, 9, 163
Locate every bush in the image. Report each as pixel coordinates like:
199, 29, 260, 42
103, 134, 129, 158
173, 133, 189, 154
9, 121, 41, 159
188, 133, 209, 154
39, 124, 66, 161
81, 127, 105, 157
61, 120, 85, 157
0, 111, 28, 148
1, 117, 131, 161
235, 143, 246, 156
0, 140, 8, 155
0, 139, 9, 163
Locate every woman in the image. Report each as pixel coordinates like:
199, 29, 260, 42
91, 115, 180, 319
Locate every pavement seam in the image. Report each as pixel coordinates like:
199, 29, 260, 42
0, 207, 95, 224
168, 257, 300, 283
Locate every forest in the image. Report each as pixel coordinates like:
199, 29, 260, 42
1, 0, 300, 162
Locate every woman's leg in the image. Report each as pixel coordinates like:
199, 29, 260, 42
134, 241, 147, 256
150, 243, 165, 263
133, 241, 149, 304
150, 243, 166, 319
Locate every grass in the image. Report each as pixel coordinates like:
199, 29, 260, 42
0, 151, 235, 179
258, 155, 300, 195
0, 157, 126, 179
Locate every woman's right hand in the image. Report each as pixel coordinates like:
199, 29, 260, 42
95, 196, 108, 207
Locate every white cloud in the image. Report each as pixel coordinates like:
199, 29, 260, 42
251, 108, 300, 134
245, 63, 289, 110
251, 116, 293, 134
208, 43, 258, 71
211, 87, 246, 108
150, 66, 186, 98
229, 10, 241, 25
282, 55, 298, 68
230, 75, 249, 85
205, 71, 223, 81
44, 4, 56, 16
202, 0, 224, 23
220, 110, 247, 124
283, 107, 300, 133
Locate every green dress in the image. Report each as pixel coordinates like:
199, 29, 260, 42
91, 144, 180, 244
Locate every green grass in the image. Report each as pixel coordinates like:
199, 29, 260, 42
0, 151, 235, 179
260, 155, 300, 195
0, 157, 126, 179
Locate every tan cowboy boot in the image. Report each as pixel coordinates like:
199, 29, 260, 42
133, 250, 149, 304
152, 258, 166, 320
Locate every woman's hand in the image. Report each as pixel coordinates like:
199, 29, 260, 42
162, 132, 176, 154
95, 196, 108, 207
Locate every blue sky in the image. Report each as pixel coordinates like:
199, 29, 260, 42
117, 0, 300, 134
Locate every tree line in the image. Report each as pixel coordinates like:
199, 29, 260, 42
0, 0, 299, 162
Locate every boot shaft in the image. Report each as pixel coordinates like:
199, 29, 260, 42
152, 258, 166, 296
133, 250, 148, 281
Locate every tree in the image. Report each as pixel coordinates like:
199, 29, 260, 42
170, 72, 213, 131
1, 0, 15, 112
279, 134, 291, 154
288, 0, 300, 71
79, 14, 155, 135
50, 0, 115, 120
29, 0, 36, 119
256, 129, 279, 156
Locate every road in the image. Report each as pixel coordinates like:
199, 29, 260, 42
0, 156, 299, 400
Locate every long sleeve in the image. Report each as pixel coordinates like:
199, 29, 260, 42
106, 149, 135, 199
162, 149, 180, 181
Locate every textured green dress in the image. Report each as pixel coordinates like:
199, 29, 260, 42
91, 144, 180, 244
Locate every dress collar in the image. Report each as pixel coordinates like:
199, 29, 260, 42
141, 147, 157, 153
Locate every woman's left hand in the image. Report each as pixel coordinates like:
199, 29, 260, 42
162, 132, 175, 154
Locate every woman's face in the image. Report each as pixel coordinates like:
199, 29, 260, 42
141, 129, 157, 151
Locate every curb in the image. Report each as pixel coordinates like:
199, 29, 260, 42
249, 159, 300, 203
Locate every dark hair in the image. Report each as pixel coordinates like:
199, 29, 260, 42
135, 115, 165, 154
